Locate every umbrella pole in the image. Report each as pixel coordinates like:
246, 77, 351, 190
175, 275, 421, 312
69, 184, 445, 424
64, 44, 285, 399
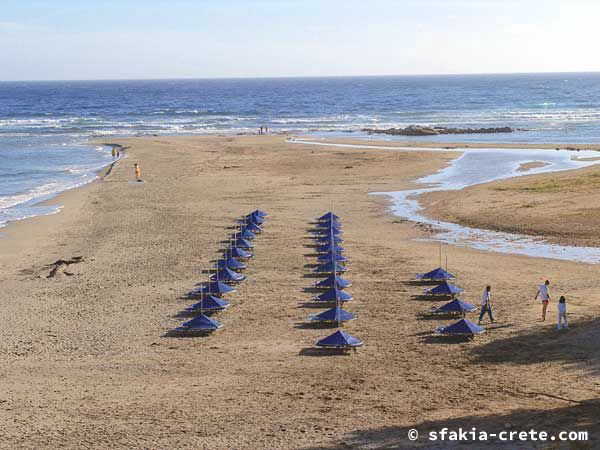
203, 252, 210, 317
331, 219, 341, 328
215, 237, 220, 289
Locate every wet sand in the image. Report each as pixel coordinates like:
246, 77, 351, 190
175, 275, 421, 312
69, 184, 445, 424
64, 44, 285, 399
0, 135, 598, 449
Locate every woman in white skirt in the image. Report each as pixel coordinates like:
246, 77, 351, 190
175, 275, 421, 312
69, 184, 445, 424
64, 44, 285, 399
557, 296, 568, 330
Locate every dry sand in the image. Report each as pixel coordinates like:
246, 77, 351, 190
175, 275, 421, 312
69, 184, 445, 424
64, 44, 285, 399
0, 135, 599, 449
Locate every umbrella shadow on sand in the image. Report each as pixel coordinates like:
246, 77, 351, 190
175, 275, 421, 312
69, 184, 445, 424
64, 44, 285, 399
411, 294, 454, 302
300, 399, 600, 449
299, 348, 357, 357
405, 279, 447, 287
469, 316, 600, 377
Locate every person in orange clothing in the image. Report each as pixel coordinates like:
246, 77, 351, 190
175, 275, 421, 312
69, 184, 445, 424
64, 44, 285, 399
134, 163, 142, 182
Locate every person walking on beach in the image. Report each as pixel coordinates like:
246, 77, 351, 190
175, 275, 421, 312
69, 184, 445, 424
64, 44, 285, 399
134, 163, 142, 182
557, 295, 568, 330
111, 147, 117, 160
535, 280, 551, 321
478, 285, 494, 325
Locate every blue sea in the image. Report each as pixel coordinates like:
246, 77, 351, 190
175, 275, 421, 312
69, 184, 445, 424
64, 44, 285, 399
2, 73, 600, 228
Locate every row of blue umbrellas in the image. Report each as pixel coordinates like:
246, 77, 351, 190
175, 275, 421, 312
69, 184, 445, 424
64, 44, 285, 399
308, 212, 363, 351
416, 264, 485, 337
174, 209, 268, 334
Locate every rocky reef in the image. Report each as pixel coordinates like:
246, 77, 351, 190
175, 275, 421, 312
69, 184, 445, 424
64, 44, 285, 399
362, 125, 514, 136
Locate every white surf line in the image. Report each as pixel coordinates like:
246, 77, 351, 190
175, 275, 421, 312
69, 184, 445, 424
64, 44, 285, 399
288, 138, 452, 153
0, 144, 114, 230
289, 138, 600, 264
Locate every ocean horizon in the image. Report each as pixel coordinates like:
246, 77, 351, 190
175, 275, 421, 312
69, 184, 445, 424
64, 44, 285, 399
3, 70, 600, 82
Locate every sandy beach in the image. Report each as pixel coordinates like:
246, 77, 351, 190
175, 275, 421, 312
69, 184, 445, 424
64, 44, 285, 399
1, 134, 599, 449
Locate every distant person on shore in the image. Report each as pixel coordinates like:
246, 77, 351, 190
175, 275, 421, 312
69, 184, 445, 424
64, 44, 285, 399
116, 148, 120, 158
112, 147, 117, 160
557, 295, 568, 330
134, 163, 142, 182
478, 285, 494, 325
535, 280, 551, 321
265, 126, 268, 133
259, 126, 263, 135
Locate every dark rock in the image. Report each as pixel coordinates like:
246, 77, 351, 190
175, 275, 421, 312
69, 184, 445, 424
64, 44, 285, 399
362, 125, 514, 136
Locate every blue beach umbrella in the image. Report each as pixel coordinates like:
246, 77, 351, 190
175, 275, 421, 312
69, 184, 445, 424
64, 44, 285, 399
314, 235, 344, 244
436, 318, 484, 336
416, 267, 457, 281
314, 261, 347, 274
226, 247, 253, 259
244, 222, 262, 234
211, 267, 245, 283
434, 298, 477, 314
317, 243, 345, 254
244, 212, 265, 224
314, 221, 342, 230
189, 281, 236, 297
315, 275, 352, 290
317, 212, 340, 222
315, 219, 342, 229
314, 288, 353, 303
216, 257, 247, 271
316, 330, 362, 348
309, 306, 355, 323
176, 314, 222, 332
425, 281, 464, 296
313, 227, 343, 237
237, 216, 263, 228
233, 238, 255, 249
251, 209, 268, 218
186, 295, 230, 312
234, 229, 256, 240
317, 252, 347, 263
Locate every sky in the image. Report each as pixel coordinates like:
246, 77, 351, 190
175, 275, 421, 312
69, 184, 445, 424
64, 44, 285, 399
1, 0, 600, 81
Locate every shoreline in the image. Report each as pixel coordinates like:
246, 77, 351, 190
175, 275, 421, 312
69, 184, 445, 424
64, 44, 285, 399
0, 142, 117, 233
4, 134, 600, 252
0, 143, 124, 236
